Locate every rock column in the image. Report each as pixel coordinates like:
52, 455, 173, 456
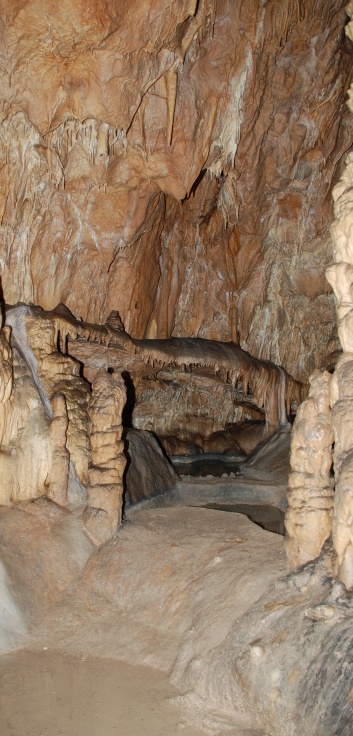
83, 368, 126, 545
47, 393, 70, 506
285, 5, 353, 588
285, 370, 334, 569
325, 138, 353, 589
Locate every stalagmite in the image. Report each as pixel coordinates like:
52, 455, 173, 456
325, 123, 353, 588
47, 393, 70, 507
285, 370, 334, 569
0, 3, 353, 733
83, 368, 126, 546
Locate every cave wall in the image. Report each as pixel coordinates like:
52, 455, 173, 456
0, 0, 352, 382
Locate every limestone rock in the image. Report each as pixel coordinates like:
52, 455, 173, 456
0, 0, 351, 381
84, 368, 126, 545
0, 498, 94, 612
285, 370, 334, 569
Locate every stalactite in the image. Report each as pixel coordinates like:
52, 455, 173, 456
165, 62, 179, 146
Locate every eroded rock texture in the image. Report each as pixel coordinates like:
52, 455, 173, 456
285, 5, 353, 590
84, 367, 126, 545
285, 370, 334, 568
0, 0, 352, 382
326, 44, 353, 588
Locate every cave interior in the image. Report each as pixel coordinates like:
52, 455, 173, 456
1, 2, 353, 735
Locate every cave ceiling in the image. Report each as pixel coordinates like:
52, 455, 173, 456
0, 0, 352, 381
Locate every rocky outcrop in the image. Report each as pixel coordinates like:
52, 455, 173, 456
7, 302, 306, 433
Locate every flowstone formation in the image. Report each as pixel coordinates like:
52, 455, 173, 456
8, 305, 307, 449
1, 304, 90, 506
0, 304, 130, 542
327, 147, 353, 589
0, 3, 353, 735
0, 300, 305, 546
0, 0, 352, 383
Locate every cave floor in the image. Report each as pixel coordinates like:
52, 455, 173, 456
0, 503, 285, 735
0, 649, 208, 736
1, 499, 350, 735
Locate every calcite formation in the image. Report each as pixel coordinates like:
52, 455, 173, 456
285, 4, 353, 590
285, 370, 334, 568
326, 81, 353, 588
0, 300, 12, 412
6, 305, 91, 484
0, 3, 353, 732
84, 368, 126, 545
47, 393, 70, 506
0, 0, 351, 576
0, 0, 351, 383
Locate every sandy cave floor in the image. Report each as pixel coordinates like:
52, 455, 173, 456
0, 500, 286, 736
1, 496, 352, 735
0, 649, 208, 736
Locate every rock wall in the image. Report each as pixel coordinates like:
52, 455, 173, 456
0, 0, 352, 381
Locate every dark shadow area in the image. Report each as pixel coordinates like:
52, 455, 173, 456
186, 168, 207, 198
173, 456, 241, 477
0, 278, 5, 324
203, 503, 285, 535
120, 374, 136, 516
121, 426, 131, 518
121, 371, 136, 427
149, 430, 175, 467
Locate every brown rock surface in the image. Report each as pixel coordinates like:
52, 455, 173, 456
0, 1, 351, 381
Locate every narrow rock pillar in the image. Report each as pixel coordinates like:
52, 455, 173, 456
48, 393, 70, 506
325, 144, 353, 589
83, 368, 126, 545
285, 370, 334, 569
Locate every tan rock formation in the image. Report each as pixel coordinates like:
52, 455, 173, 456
285, 370, 334, 569
0, 345, 52, 505
0, 307, 12, 429
0, 1, 351, 382
21, 310, 91, 485
7, 302, 305, 434
83, 368, 126, 545
285, 8, 353, 587
47, 393, 70, 506
0, 305, 90, 507
325, 84, 353, 587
